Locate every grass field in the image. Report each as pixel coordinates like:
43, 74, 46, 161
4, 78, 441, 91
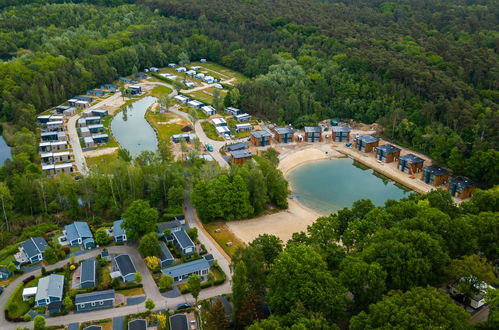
150, 85, 173, 98
145, 112, 184, 143
118, 287, 145, 296
201, 121, 225, 141
86, 152, 119, 169
204, 222, 245, 256
190, 61, 247, 83
184, 87, 227, 105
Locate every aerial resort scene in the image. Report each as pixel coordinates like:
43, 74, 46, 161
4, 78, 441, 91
0, 1, 498, 330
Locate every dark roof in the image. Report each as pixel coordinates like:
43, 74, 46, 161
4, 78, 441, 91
399, 153, 424, 164
75, 289, 115, 304
159, 242, 174, 262
80, 258, 97, 284
449, 176, 475, 189
331, 126, 350, 133
169, 314, 189, 330
251, 130, 272, 139
157, 220, 183, 232
101, 250, 109, 257
377, 144, 401, 154
181, 125, 193, 132
128, 319, 147, 330
0, 266, 10, 273
357, 135, 379, 143
83, 326, 102, 330
304, 126, 321, 133
114, 255, 136, 276
225, 142, 248, 152
230, 149, 252, 159
274, 127, 294, 135
173, 230, 195, 249
48, 300, 62, 310
21, 237, 49, 259
424, 165, 450, 176
203, 254, 214, 261
175, 216, 185, 222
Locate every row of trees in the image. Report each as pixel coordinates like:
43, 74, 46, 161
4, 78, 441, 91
229, 188, 499, 328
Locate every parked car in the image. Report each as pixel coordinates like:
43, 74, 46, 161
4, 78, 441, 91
176, 303, 192, 310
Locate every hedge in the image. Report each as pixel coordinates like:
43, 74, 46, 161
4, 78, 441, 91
150, 73, 185, 90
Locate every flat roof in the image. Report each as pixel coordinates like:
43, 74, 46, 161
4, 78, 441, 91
225, 142, 248, 151
230, 149, 252, 159
251, 130, 272, 138
424, 164, 450, 176
304, 126, 321, 133
23, 287, 38, 296
450, 176, 475, 189
216, 126, 230, 133
399, 153, 424, 164
274, 127, 294, 135
75, 289, 115, 304
357, 135, 379, 143
377, 144, 401, 154
212, 118, 227, 124
54, 163, 73, 169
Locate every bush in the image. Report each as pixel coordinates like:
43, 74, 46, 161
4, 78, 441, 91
23, 314, 31, 322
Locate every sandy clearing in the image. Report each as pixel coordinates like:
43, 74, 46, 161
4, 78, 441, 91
278, 144, 345, 176
225, 199, 322, 244
84, 147, 118, 157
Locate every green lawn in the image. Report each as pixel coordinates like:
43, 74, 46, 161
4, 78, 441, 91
210, 265, 225, 282
201, 121, 225, 141
204, 222, 245, 256
86, 152, 119, 169
184, 87, 227, 105
190, 61, 247, 83
6, 283, 33, 318
118, 287, 145, 296
150, 85, 173, 98
145, 112, 184, 144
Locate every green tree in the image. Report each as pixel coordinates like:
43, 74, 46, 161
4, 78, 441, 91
94, 228, 111, 246
118, 149, 132, 162
447, 254, 497, 299
145, 298, 155, 311
178, 51, 190, 66
138, 232, 161, 257
205, 298, 229, 330
7, 262, 16, 273
159, 274, 174, 291
186, 227, 198, 241
187, 274, 202, 302
63, 296, 73, 311
349, 287, 469, 330
212, 88, 222, 110
249, 234, 283, 269
122, 199, 159, 241
33, 315, 46, 330
0, 182, 13, 231
159, 95, 173, 111
43, 246, 57, 264
134, 272, 142, 283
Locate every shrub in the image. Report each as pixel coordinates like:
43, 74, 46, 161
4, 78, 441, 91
23, 314, 31, 322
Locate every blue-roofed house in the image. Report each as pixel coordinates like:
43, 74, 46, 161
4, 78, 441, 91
159, 242, 174, 268
114, 255, 136, 283
224, 142, 248, 152
35, 274, 64, 307
0, 266, 11, 279
75, 290, 115, 313
100, 84, 117, 91
161, 258, 210, 282
113, 220, 127, 243
86, 90, 105, 97
173, 230, 195, 255
354, 135, 379, 152
64, 221, 95, 249
169, 314, 188, 330
398, 154, 425, 174
19, 237, 49, 264
128, 319, 147, 330
79, 258, 97, 289
331, 126, 350, 142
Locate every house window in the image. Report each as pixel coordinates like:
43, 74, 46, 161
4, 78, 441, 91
79, 304, 85, 309
91, 302, 96, 306
99, 301, 104, 305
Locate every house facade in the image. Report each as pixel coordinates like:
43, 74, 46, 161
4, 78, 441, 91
35, 274, 64, 307
422, 165, 450, 186
230, 149, 252, 165
354, 135, 379, 152
75, 290, 115, 313
173, 230, 195, 255
20, 237, 49, 264
64, 221, 95, 249
398, 154, 425, 174
304, 126, 322, 142
273, 127, 294, 144
376, 144, 401, 163
114, 254, 136, 283
250, 130, 272, 147
331, 126, 350, 142
161, 259, 210, 282
448, 176, 475, 200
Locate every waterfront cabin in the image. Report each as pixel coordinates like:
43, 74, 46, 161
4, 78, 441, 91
39, 141, 68, 153
92, 134, 109, 144
187, 100, 204, 109
79, 258, 97, 289
19, 237, 49, 264
250, 130, 272, 147
304, 126, 322, 142
235, 113, 251, 123
84, 137, 95, 149
113, 219, 127, 243
331, 126, 350, 142
114, 255, 136, 283
161, 258, 210, 282
168, 63, 177, 68
64, 221, 95, 249
87, 124, 104, 134
75, 100, 90, 109
91, 109, 108, 117
173, 230, 195, 255
225, 107, 241, 116
448, 176, 476, 200
127, 85, 142, 95
273, 127, 294, 144
100, 84, 117, 91
376, 144, 401, 163
35, 274, 64, 307
212, 117, 227, 127
398, 154, 424, 174
86, 89, 105, 97
354, 135, 379, 152
159, 242, 174, 268
230, 149, 252, 165
201, 105, 217, 116
174, 95, 190, 104
422, 165, 450, 186
85, 116, 101, 125
235, 123, 253, 132
75, 290, 115, 313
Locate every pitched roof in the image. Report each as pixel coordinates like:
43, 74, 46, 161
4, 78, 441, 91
128, 319, 147, 330
80, 258, 97, 284
114, 254, 136, 276
161, 259, 210, 278
424, 165, 450, 176
377, 144, 401, 154
225, 142, 248, 151
169, 314, 189, 330
157, 220, 183, 232
159, 242, 174, 262
21, 237, 49, 259
113, 219, 125, 238
251, 130, 272, 139
399, 153, 424, 164
304, 126, 321, 133
75, 289, 115, 304
173, 230, 195, 249
357, 135, 379, 143
35, 274, 64, 302
274, 127, 294, 135
65, 221, 93, 242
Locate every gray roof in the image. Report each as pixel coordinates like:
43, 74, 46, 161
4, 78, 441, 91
332, 126, 350, 133
113, 219, 125, 238
274, 127, 294, 135
80, 258, 97, 284
357, 135, 379, 143
159, 242, 174, 262
75, 289, 115, 304
83, 326, 102, 330
128, 319, 147, 330
161, 258, 210, 278
65, 221, 93, 242
230, 149, 252, 159
304, 126, 321, 133
169, 314, 188, 330
449, 176, 475, 189
399, 153, 424, 164
424, 165, 450, 176
251, 130, 272, 139
377, 144, 401, 154
35, 274, 64, 302
157, 220, 183, 232
225, 142, 248, 151
173, 230, 195, 249
114, 254, 136, 276
21, 237, 49, 259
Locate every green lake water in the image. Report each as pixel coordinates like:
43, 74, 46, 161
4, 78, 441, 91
288, 158, 411, 214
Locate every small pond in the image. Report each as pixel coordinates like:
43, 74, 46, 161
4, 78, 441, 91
111, 96, 158, 157
0, 136, 12, 166
288, 157, 412, 214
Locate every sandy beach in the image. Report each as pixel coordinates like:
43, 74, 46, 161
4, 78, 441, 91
278, 144, 345, 176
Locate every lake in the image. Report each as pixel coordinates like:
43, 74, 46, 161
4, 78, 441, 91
0, 135, 12, 166
111, 96, 158, 157
288, 157, 411, 214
